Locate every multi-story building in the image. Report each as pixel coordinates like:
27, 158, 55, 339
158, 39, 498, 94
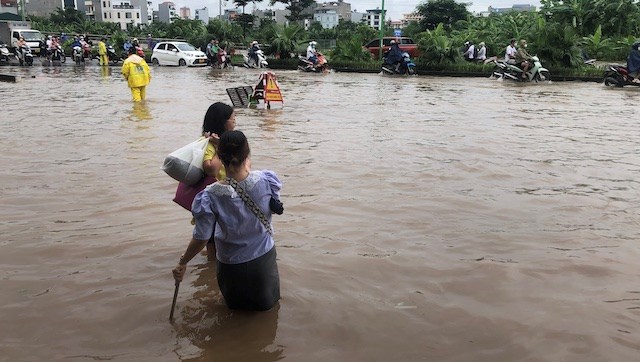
179, 6, 190, 19
146, 0, 152, 23
363, 7, 386, 30
194, 7, 208, 24
1, 0, 18, 15
253, 8, 290, 26
157, 1, 176, 23
25, 0, 85, 17
90, 0, 147, 29
401, 12, 422, 27
315, 0, 350, 21
313, 8, 338, 29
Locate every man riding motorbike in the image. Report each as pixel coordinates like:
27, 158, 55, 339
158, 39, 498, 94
306, 41, 318, 65
515, 39, 533, 79
384, 40, 404, 71
248, 41, 260, 66
627, 42, 640, 84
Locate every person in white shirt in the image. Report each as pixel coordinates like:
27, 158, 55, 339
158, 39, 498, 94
476, 42, 486, 61
505, 38, 517, 64
306, 41, 318, 64
463, 41, 475, 61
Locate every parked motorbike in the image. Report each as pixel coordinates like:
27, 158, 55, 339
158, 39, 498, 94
0, 43, 11, 63
243, 49, 268, 68
491, 56, 550, 82
603, 64, 640, 87
381, 52, 416, 75
298, 52, 329, 73
106, 44, 120, 64
15, 45, 33, 66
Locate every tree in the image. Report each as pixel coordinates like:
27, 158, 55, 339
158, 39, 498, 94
234, 0, 264, 14
270, 0, 315, 22
416, 0, 470, 31
266, 23, 305, 58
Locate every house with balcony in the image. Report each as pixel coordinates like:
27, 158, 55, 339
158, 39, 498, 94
194, 7, 208, 24
363, 8, 386, 30
157, 1, 176, 23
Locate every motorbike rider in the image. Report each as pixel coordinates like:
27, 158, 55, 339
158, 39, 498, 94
626, 42, 640, 84
504, 38, 517, 64
248, 41, 260, 66
463, 41, 476, 61
515, 39, 533, 79
384, 40, 404, 71
306, 41, 318, 64
14, 36, 28, 57
206, 39, 219, 66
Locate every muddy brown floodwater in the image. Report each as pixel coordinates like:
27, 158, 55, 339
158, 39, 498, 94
1, 64, 639, 361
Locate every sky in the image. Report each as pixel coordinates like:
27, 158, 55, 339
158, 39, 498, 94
159, 1, 542, 21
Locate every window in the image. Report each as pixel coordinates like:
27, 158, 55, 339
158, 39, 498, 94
136, 13, 139, 18
125, 12, 131, 18
166, 43, 177, 51
117, 12, 120, 18
103, 1, 106, 7
103, 12, 107, 18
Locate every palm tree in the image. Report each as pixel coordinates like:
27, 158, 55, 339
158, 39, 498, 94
267, 23, 305, 58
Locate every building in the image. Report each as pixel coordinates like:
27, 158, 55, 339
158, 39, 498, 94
401, 12, 422, 27
157, 1, 176, 23
350, 10, 365, 23
313, 8, 338, 29
253, 8, 290, 26
488, 4, 536, 14
194, 7, 208, 24
1, 0, 18, 15
363, 7, 386, 30
91, 0, 143, 30
25, 0, 86, 17
179, 6, 189, 19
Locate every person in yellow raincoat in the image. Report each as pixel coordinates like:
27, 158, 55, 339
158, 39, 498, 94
121, 47, 151, 102
98, 37, 108, 66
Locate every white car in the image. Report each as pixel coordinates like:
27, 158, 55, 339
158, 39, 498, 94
151, 41, 208, 67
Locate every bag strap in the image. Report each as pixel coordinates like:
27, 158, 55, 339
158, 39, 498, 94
226, 177, 273, 236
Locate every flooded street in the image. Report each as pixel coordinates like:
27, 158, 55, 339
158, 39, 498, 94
1, 64, 639, 361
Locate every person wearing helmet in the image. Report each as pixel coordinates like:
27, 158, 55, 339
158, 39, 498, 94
248, 41, 260, 66
306, 41, 318, 64
384, 39, 404, 71
98, 36, 108, 66
515, 39, 533, 79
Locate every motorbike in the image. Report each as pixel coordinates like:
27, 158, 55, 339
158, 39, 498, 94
15, 45, 34, 66
0, 43, 10, 63
243, 49, 268, 68
73, 46, 84, 64
491, 55, 550, 82
381, 51, 416, 75
298, 52, 329, 73
106, 45, 120, 64
217, 48, 232, 69
49, 46, 66, 63
603, 64, 640, 87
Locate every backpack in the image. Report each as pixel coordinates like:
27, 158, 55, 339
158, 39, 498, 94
473, 46, 478, 59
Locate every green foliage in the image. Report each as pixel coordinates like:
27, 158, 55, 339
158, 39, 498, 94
330, 35, 371, 62
266, 23, 305, 58
270, 0, 316, 22
415, 23, 460, 65
581, 25, 612, 59
416, 0, 470, 31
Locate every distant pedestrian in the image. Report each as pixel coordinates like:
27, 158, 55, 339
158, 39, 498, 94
121, 47, 151, 102
98, 37, 108, 66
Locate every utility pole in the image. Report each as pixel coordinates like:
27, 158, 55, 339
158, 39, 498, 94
20, 0, 26, 21
377, 0, 385, 61
219, 0, 222, 20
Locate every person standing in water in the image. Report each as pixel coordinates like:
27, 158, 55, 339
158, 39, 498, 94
121, 46, 151, 102
172, 130, 283, 311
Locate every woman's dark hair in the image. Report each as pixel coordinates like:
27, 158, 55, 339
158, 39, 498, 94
202, 102, 234, 136
217, 130, 250, 168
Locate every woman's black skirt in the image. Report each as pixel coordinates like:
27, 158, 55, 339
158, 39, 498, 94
216, 247, 280, 311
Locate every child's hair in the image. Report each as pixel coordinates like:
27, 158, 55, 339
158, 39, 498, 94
202, 102, 233, 136
217, 130, 250, 169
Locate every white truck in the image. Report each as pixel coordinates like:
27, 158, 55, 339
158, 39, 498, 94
0, 21, 44, 56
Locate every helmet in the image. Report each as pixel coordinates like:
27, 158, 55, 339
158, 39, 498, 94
520, 39, 527, 47
133, 38, 138, 42
310, 41, 317, 46
390, 40, 396, 45
251, 40, 258, 45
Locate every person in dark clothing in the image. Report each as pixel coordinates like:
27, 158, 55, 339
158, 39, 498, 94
626, 42, 640, 83
384, 40, 404, 67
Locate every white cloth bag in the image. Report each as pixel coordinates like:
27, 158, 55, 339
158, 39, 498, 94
162, 138, 209, 185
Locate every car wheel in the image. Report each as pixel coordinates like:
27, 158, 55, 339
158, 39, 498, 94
179, 58, 186, 67
152, 58, 159, 66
